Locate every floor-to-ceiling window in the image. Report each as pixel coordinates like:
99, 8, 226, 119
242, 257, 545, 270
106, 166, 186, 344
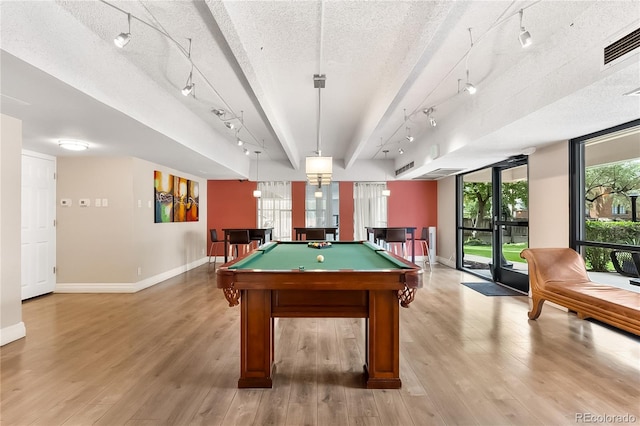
570, 120, 640, 289
305, 182, 339, 234
257, 181, 292, 240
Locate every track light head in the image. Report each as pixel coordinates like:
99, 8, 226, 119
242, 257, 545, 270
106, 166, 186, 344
114, 13, 132, 48
181, 83, 194, 96
464, 82, 477, 95
423, 107, 437, 127
406, 135, 414, 143
212, 108, 225, 117
114, 32, 131, 48
181, 69, 195, 96
225, 122, 235, 130
398, 148, 404, 154
519, 30, 532, 48
236, 138, 244, 146
243, 148, 249, 155
518, 9, 532, 48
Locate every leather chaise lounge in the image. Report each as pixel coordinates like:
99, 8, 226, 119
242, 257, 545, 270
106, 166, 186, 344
520, 248, 640, 336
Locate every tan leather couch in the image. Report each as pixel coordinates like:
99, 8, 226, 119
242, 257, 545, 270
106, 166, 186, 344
520, 248, 640, 336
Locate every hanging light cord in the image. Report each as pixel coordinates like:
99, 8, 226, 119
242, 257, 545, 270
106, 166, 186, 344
316, 83, 322, 156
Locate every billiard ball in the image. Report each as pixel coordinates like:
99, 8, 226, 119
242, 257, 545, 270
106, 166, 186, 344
317, 254, 324, 262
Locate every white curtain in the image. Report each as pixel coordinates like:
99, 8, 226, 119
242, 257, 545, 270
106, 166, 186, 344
353, 183, 387, 240
257, 182, 292, 240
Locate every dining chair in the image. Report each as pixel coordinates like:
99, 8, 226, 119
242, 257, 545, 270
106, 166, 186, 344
208, 229, 223, 270
228, 230, 252, 260
384, 228, 407, 259
416, 227, 431, 270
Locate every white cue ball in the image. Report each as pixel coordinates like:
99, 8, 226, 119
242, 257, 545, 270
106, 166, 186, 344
317, 254, 324, 262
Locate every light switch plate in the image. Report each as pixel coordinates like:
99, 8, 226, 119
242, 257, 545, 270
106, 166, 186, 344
60, 198, 71, 206
79, 198, 90, 207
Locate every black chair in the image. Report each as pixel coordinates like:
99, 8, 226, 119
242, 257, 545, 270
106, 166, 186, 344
228, 230, 252, 260
384, 228, 407, 258
610, 250, 640, 277
208, 229, 223, 270
305, 228, 326, 240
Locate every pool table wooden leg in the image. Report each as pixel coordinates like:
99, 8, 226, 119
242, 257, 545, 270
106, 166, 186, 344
238, 289, 273, 388
365, 290, 401, 389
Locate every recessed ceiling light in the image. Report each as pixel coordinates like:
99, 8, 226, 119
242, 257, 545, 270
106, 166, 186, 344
58, 140, 89, 151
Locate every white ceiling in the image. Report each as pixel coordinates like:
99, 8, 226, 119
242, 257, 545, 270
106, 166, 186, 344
1, 1, 639, 181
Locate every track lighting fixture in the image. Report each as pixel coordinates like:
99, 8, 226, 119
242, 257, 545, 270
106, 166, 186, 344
212, 108, 226, 117
236, 138, 244, 146
398, 148, 404, 155
182, 71, 194, 96
405, 131, 414, 143
243, 148, 249, 155
114, 13, 131, 48
181, 38, 195, 97
423, 107, 437, 127
518, 9, 532, 48
464, 69, 477, 95
225, 122, 235, 130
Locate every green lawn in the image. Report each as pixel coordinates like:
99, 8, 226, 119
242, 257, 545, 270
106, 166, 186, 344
463, 243, 528, 263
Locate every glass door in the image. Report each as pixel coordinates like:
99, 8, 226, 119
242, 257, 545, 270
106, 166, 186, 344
493, 162, 529, 292
457, 157, 530, 292
459, 168, 494, 280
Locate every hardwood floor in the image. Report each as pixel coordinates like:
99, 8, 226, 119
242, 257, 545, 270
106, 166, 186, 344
1, 264, 638, 425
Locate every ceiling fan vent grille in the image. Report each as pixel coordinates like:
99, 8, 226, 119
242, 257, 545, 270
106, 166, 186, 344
604, 27, 640, 65
395, 161, 414, 176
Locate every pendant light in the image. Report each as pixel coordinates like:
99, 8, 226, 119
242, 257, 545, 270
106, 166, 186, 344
382, 150, 391, 197
253, 151, 262, 198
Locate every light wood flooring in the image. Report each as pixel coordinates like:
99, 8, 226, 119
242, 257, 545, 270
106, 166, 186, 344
1, 263, 639, 425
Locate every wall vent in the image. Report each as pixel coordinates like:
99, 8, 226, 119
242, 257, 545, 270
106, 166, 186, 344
414, 168, 464, 180
604, 27, 640, 65
395, 161, 414, 176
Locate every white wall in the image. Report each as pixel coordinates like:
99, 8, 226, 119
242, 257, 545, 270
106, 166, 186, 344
56, 156, 207, 293
1, 114, 25, 345
528, 141, 570, 248
436, 176, 457, 268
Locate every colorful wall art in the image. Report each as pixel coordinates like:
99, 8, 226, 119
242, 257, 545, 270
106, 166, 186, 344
154, 171, 199, 223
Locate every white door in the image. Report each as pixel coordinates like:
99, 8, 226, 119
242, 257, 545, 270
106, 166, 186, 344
21, 151, 56, 300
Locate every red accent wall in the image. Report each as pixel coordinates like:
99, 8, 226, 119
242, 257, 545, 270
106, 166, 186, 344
339, 182, 354, 240
207, 180, 258, 255
387, 180, 438, 257
206, 179, 437, 256
292, 181, 306, 232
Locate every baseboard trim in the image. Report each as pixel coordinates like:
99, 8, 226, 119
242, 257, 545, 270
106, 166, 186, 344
55, 257, 208, 294
1, 322, 26, 346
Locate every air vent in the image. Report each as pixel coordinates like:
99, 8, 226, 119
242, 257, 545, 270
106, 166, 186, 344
395, 161, 414, 176
415, 168, 464, 180
604, 27, 640, 65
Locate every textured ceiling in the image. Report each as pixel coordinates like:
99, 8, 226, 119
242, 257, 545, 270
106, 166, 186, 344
1, 1, 639, 181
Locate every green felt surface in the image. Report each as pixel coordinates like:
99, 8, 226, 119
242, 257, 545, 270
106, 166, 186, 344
229, 241, 412, 271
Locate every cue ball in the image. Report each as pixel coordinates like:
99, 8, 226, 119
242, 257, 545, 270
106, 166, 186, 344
317, 254, 324, 262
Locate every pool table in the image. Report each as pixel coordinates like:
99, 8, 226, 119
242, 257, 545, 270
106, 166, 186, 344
217, 241, 423, 389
